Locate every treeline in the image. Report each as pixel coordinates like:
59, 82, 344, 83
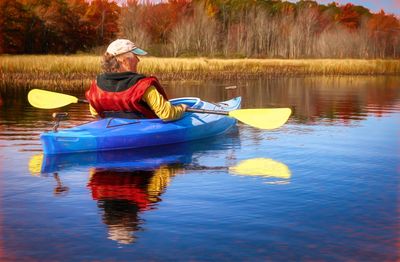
0, 0, 120, 54
1, 0, 399, 58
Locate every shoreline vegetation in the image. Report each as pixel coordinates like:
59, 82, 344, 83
3, 1, 400, 60
1, 55, 400, 92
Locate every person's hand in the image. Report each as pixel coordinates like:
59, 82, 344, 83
180, 104, 188, 111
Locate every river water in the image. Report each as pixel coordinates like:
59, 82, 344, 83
0, 76, 399, 261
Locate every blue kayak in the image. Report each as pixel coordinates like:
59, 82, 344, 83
41, 97, 241, 154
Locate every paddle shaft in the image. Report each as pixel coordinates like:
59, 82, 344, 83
61, 96, 231, 116
74, 99, 229, 115
28, 89, 291, 129
185, 107, 229, 115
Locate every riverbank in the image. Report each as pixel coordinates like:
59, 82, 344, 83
1, 55, 399, 92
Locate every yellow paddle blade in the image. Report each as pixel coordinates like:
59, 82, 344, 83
229, 108, 291, 130
229, 158, 291, 179
28, 89, 79, 109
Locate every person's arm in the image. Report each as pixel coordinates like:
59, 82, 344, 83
142, 86, 187, 121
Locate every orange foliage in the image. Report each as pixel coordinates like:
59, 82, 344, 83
368, 10, 400, 36
85, 0, 120, 46
141, 0, 191, 43
367, 10, 400, 56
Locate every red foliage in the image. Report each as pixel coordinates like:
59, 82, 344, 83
337, 3, 361, 30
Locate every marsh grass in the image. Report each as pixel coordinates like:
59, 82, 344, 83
1, 55, 399, 92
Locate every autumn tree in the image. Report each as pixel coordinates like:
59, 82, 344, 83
0, 0, 30, 53
169, 2, 219, 56
0, 0, 120, 54
118, 0, 151, 52
140, 0, 190, 45
337, 3, 370, 30
368, 11, 400, 58
64, 0, 94, 53
85, 0, 120, 47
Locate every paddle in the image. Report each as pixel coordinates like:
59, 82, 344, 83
28, 89, 88, 109
28, 88, 291, 130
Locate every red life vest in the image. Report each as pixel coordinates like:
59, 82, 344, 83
85, 76, 168, 118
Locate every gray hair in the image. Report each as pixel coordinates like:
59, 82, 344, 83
101, 52, 120, 72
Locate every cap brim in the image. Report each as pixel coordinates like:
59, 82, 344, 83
131, 48, 148, 56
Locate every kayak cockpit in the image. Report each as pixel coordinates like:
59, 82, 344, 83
100, 97, 202, 120
170, 97, 202, 109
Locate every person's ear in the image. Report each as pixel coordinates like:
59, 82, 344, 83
115, 55, 125, 64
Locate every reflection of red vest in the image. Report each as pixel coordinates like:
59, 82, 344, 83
85, 76, 168, 118
88, 171, 152, 210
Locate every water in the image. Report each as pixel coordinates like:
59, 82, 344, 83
0, 76, 399, 261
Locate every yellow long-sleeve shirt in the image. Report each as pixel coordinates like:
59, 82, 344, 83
89, 86, 185, 121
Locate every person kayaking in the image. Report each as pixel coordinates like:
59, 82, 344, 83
86, 39, 187, 120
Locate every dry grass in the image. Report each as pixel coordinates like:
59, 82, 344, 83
1, 55, 399, 91
0, 55, 101, 73
142, 58, 400, 76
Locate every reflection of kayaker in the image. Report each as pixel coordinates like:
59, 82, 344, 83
88, 165, 181, 210
35, 133, 240, 174
87, 165, 182, 244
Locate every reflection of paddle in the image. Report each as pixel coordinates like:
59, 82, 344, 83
29, 155, 70, 195
29, 154, 291, 182
229, 158, 291, 180
28, 154, 43, 176
53, 173, 69, 196
28, 89, 291, 130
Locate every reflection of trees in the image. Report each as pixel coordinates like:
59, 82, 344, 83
87, 165, 182, 245
234, 76, 400, 124
163, 76, 400, 125
0, 95, 91, 130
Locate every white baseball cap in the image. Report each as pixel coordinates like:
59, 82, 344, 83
106, 39, 148, 56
